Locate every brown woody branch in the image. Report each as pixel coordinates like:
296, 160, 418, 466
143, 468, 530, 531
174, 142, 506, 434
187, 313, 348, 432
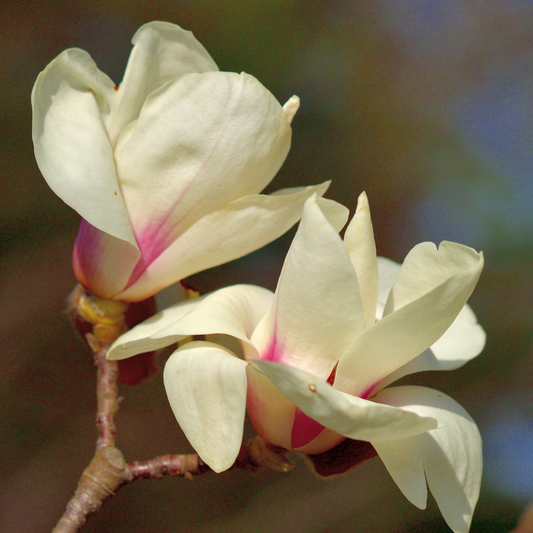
52, 287, 293, 533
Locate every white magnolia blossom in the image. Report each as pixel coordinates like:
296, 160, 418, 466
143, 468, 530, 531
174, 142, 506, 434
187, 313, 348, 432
32, 21, 329, 301
108, 193, 485, 533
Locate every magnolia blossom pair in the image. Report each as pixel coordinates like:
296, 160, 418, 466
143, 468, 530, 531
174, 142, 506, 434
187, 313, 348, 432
108, 193, 485, 533
32, 21, 329, 301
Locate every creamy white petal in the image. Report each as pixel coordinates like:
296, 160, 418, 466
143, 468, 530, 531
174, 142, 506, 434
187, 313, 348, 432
116, 184, 329, 301
252, 359, 437, 442
114, 71, 294, 256
376, 304, 486, 389
373, 386, 482, 533
107, 295, 204, 360
335, 242, 484, 397
376, 257, 401, 320
164, 341, 248, 472
344, 192, 379, 329
251, 196, 364, 380
31, 48, 136, 246
270, 187, 350, 233
383, 242, 483, 316
150, 285, 274, 357
108, 21, 219, 145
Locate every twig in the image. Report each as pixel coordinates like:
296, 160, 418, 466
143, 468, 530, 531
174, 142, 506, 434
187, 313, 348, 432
94, 349, 119, 448
52, 287, 294, 533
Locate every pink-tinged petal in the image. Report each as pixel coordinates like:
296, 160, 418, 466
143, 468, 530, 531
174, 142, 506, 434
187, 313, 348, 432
251, 196, 363, 381
246, 363, 296, 450
376, 304, 486, 390
113, 72, 296, 281
343, 192, 379, 330
107, 295, 204, 361
32, 48, 136, 247
107, 21, 218, 145
164, 341, 248, 472
116, 183, 330, 301
251, 359, 437, 443
373, 386, 482, 533
335, 242, 484, 398
72, 220, 139, 299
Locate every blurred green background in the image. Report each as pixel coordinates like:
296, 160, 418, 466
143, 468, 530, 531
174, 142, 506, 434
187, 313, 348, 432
1, 1, 532, 531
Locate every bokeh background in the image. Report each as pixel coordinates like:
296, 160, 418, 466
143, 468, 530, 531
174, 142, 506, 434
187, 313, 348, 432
2, 1, 533, 531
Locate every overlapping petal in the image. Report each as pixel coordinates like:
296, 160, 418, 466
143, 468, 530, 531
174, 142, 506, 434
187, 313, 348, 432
164, 341, 248, 472
377, 304, 486, 389
116, 184, 332, 301
373, 386, 482, 533
107, 295, 203, 360
115, 73, 296, 250
334, 242, 484, 398
34, 21, 313, 302
31, 48, 135, 246
108, 285, 273, 360
253, 359, 437, 442
343, 192, 379, 329
107, 21, 218, 145
251, 196, 362, 380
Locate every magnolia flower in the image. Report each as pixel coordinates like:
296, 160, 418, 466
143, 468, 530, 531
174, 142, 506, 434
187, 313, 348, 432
108, 193, 485, 533
32, 21, 329, 301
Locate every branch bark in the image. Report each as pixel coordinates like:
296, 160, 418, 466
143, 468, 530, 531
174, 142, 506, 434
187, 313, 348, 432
52, 287, 294, 533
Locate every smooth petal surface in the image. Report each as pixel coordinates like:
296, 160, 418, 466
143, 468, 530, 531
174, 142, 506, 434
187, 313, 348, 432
151, 285, 274, 357
72, 220, 140, 299
376, 257, 401, 319
373, 386, 482, 533
117, 184, 330, 301
107, 296, 203, 360
377, 304, 486, 389
335, 242, 484, 397
246, 363, 297, 450
251, 196, 364, 380
32, 48, 136, 246
343, 192, 379, 329
252, 359, 437, 443
107, 21, 218, 145
114, 71, 295, 288
383, 242, 483, 316
164, 341, 248, 472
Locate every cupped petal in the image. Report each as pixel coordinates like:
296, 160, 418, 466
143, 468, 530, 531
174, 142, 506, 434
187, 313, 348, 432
114, 71, 296, 284
343, 192, 379, 329
252, 359, 437, 443
164, 341, 248, 472
250, 195, 364, 380
373, 386, 482, 533
335, 242, 484, 398
107, 295, 204, 360
108, 21, 218, 145
376, 304, 486, 389
116, 183, 331, 301
31, 48, 136, 246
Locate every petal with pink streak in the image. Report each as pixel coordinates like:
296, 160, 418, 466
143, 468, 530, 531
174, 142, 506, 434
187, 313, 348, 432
116, 184, 331, 301
113, 72, 295, 274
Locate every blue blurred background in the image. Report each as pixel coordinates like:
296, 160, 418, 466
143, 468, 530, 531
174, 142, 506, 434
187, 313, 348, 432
1, 1, 532, 531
